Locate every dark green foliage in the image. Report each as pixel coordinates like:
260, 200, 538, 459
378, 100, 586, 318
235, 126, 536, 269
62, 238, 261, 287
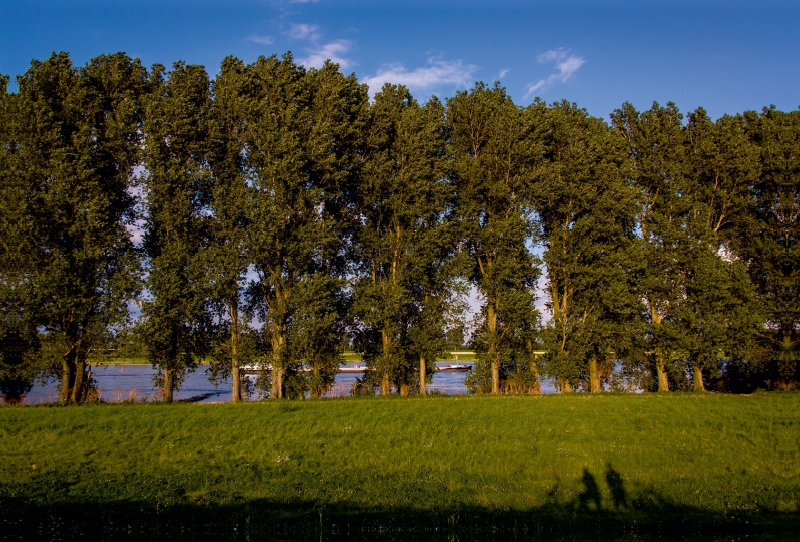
675, 110, 764, 391
3, 50, 799, 400
141, 62, 213, 402
282, 274, 349, 398
0, 73, 41, 403
449, 83, 541, 395
108, 324, 149, 359
12, 52, 145, 403
205, 56, 252, 402
535, 101, 639, 393
612, 102, 790, 392
612, 102, 710, 392
241, 54, 366, 398
739, 108, 800, 388
353, 84, 456, 395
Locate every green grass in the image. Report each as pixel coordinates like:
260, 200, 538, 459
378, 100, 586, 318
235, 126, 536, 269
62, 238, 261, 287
91, 356, 150, 365
2, 394, 798, 540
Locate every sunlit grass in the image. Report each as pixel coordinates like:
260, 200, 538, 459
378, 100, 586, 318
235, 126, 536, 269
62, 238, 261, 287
3, 393, 797, 522
91, 356, 151, 364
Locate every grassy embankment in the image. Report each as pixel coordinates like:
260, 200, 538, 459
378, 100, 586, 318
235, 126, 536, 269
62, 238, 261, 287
2, 393, 798, 540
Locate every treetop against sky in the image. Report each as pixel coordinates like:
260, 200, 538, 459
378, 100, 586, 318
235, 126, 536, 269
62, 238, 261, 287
1, 0, 798, 119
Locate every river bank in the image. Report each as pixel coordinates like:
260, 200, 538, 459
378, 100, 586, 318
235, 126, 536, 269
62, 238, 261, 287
25, 362, 551, 404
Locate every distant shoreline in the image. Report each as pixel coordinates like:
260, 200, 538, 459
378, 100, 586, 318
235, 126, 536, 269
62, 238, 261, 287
91, 353, 478, 366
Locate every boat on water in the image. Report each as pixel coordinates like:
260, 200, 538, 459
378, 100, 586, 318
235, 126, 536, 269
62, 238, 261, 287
338, 365, 367, 373
436, 364, 472, 372
336, 363, 472, 373
241, 364, 367, 374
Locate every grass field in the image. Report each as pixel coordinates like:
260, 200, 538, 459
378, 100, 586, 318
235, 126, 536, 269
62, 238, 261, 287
91, 356, 151, 364
2, 393, 798, 540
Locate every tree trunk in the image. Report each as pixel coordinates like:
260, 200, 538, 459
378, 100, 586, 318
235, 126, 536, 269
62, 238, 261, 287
589, 355, 600, 393
59, 360, 72, 403
655, 350, 669, 392
693, 364, 705, 392
781, 331, 793, 387
271, 324, 286, 399
232, 364, 241, 402
381, 372, 390, 395
163, 368, 174, 402
271, 365, 284, 399
531, 364, 541, 395
651, 312, 669, 392
71, 358, 86, 403
381, 330, 391, 395
230, 307, 241, 403
491, 359, 500, 394
399, 383, 410, 396
561, 380, 573, 393
487, 303, 499, 394
419, 357, 427, 396
311, 364, 321, 398
528, 341, 541, 394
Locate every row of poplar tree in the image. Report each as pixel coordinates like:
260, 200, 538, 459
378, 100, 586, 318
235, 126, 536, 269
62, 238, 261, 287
1, 52, 798, 403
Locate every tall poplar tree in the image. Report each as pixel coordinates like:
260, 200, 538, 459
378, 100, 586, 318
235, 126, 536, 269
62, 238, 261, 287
535, 101, 639, 393
677, 109, 763, 391
207, 56, 251, 402
15, 53, 145, 402
242, 54, 366, 398
611, 102, 694, 392
449, 83, 539, 394
353, 83, 452, 395
141, 62, 212, 402
740, 107, 800, 388
290, 60, 365, 398
0, 73, 43, 403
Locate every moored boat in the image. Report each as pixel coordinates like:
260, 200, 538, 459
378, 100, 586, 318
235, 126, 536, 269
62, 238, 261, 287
436, 364, 472, 372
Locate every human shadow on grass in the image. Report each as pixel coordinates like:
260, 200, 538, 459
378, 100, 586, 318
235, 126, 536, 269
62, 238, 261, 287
605, 463, 628, 509
3, 465, 798, 542
572, 464, 627, 512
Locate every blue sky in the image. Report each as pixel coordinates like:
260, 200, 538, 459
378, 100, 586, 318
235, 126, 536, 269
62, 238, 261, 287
2, 0, 798, 120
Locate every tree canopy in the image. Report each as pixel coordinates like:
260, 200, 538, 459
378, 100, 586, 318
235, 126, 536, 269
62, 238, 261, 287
2, 51, 798, 402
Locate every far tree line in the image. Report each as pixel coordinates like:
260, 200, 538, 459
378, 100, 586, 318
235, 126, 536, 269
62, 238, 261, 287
0, 51, 797, 403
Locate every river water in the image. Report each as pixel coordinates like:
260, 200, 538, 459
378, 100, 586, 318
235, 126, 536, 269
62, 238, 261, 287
24, 363, 557, 403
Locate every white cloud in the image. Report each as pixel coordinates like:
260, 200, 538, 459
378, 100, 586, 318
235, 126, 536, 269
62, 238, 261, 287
361, 57, 478, 95
498, 69, 510, 79
525, 48, 585, 98
297, 40, 353, 69
247, 34, 274, 45
288, 23, 321, 40
290, 0, 319, 3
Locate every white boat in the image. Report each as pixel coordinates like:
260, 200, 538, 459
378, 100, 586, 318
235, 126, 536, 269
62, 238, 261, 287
338, 365, 366, 373
436, 364, 472, 372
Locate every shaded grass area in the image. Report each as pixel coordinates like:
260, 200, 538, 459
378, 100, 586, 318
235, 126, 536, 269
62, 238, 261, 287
2, 394, 798, 540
